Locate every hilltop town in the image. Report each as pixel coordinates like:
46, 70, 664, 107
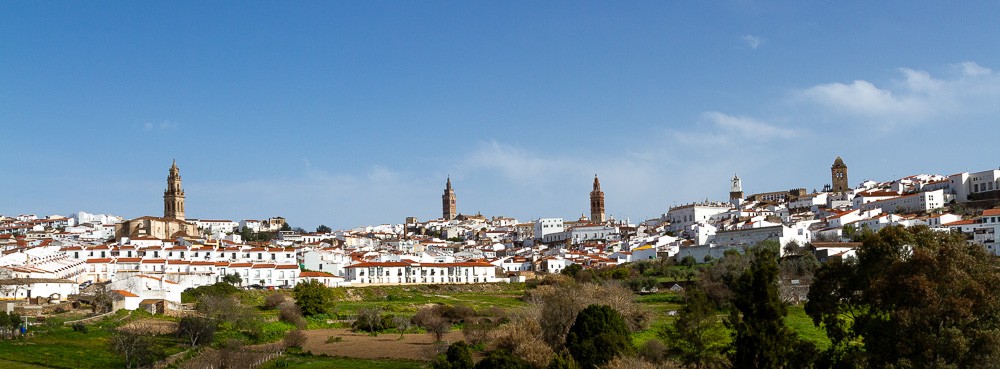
1, 157, 998, 313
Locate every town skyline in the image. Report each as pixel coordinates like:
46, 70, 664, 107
5, 2, 1000, 228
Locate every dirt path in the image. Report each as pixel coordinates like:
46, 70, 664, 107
301, 328, 465, 361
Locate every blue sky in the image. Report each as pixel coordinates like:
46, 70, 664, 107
3, 1, 1000, 229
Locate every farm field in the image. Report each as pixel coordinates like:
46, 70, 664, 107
261, 354, 429, 369
299, 328, 464, 361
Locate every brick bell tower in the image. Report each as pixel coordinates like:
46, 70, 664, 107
164, 160, 186, 220
590, 175, 606, 224
442, 176, 456, 221
831, 156, 849, 193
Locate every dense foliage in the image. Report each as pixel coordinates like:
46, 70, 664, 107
807, 225, 1000, 368
565, 304, 633, 369
293, 279, 335, 316
726, 243, 807, 369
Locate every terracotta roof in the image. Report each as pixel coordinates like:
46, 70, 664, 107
944, 219, 977, 226
113, 290, 139, 298
982, 209, 1000, 217
346, 261, 412, 268
299, 271, 339, 278
275, 264, 299, 269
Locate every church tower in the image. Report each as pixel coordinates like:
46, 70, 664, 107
442, 177, 456, 221
730, 174, 744, 206
831, 156, 849, 193
164, 160, 186, 220
590, 175, 606, 224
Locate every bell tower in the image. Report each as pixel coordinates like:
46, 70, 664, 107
831, 156, 849, 193
442, 177, 456, 221
164, 160, 185, 220
730, 174, 744, 206
590, 175, 606, 224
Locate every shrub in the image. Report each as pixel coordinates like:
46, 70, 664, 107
71, 322, 88, 334
284, 329, 307, 349
565, 305, 633, 369
293, 280, 335, 317
279, 302, 307, 329
325, 335, 344, 344
265, 292, 291, 309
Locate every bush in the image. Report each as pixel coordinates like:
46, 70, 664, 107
265, 292, 291, 309
71, 322, 88, 334
284, 329, 307, 349
293, 280, 335, 317
565, 305, 633, 369
475, 349, 532, 369
433, 340, 474, 369
182, 282, 240, 303
325, 335, 344, 344
279, 302, 307, 329
638, 339, 667, 363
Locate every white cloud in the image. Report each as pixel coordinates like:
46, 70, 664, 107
142, 121, 178, 131
797, 62, 1000, 124
702, 112, 796, 140
742, 34, 763, 49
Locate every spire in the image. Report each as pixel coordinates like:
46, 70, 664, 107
593, 174, 601, 191
833, 156, 846, 167
446, 176, 452, 190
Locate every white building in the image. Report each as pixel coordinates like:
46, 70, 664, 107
534, 218, 564, 239
709, 223, 811, 256
344, 261, 501, 285
859, 189, 947, 214
666, 203, 732, 233
948, 169, 1000, 202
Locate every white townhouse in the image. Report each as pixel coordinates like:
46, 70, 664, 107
949, 169, 1000, 202
534, 218, 565, 241
974, 209, 1000, 255
344, 261, 500, 285
495, 256, 533, 273
859, 189, 948, 214
196, 220, 239, 234
666, 202, 733, 233
301, 248, 352, 277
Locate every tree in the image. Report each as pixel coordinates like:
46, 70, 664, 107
659, 288, 728, 369
177, 316, 216, 347
726, 242, 801, 369
221, 273, 242, 286
393, 315, 412, 340
680, 255, 697, 268
354, 306, 385, 335
565, 304, 633, 369
316, 224, 332, 233
109, 329, 156, 369
433, 340, 474, 369
807, 225, 1000, 368
561, 264, 583, 279
413, 306, 451, 342
292, 279, 334, 317
91, 284, 115, 313
280, 223, 292, 232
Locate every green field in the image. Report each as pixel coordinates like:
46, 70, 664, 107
261, 354, 428, 369
785, 305, 830, 349
630, 291, 830, 350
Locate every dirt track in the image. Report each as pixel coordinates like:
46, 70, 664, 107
301, 328, 465, 361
